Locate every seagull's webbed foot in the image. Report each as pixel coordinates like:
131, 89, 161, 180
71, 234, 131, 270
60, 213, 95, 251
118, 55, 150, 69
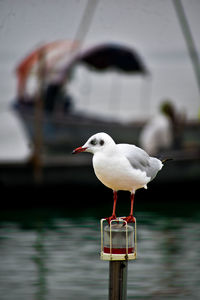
106, 214, 117, 225
122, 215, 136, 223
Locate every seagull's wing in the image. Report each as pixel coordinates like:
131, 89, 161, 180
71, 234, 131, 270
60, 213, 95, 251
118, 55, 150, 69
117, 143, 162, 180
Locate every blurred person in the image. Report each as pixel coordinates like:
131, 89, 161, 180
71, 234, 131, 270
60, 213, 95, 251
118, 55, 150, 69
139, 100, 184, 156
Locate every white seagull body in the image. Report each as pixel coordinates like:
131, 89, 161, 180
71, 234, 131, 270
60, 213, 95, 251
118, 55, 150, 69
73, 132, 163, 222
93, 142, 162, 193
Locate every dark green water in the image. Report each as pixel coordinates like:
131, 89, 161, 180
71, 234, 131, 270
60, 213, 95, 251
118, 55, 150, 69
0, 204, 200, 300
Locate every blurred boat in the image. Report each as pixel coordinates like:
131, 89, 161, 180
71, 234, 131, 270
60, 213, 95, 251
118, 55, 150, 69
14, 41, 148, 154
0, 41, 200, 187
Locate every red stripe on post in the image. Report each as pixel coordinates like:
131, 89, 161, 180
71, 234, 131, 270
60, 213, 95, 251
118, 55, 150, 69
104, 247, 134, 254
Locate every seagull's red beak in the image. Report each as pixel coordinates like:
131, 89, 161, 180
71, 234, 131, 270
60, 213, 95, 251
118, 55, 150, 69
72, 146, 87, 154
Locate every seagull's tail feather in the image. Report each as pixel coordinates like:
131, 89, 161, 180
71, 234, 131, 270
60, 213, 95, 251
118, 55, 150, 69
162, 158, 173, 164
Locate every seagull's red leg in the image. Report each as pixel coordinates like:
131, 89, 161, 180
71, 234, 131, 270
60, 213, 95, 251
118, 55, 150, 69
130, 192, 134, 216
123, 192, 135, 223
112, 191, 117, 218
106, 191, 117, 224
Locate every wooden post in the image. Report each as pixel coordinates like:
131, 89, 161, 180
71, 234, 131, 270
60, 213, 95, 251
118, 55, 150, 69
33, 48, 45, 183
109, 260, 128, 300
101, 218, 137, 300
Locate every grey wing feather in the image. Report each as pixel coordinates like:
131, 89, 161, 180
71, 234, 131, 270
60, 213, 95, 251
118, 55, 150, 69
117, 144, 163, 180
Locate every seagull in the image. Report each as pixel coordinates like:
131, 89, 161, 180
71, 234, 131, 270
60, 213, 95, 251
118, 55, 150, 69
72, 132, 163, 223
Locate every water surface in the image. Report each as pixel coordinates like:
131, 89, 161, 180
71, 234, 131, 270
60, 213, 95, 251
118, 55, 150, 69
0, 208, 200, 300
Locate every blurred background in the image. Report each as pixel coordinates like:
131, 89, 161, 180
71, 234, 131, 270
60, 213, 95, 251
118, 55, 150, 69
0, 0, 200, 299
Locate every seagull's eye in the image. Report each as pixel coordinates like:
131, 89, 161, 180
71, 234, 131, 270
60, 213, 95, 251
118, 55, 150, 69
99, 139, 104, 146
90, 138, 97, 145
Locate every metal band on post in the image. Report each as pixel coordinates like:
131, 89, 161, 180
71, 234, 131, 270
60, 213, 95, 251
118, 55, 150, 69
100, 218, 137, 261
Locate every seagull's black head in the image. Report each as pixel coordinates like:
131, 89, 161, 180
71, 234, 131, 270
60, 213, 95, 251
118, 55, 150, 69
73, 132, 115, 155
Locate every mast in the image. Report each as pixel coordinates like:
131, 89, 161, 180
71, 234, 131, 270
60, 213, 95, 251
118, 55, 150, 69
173, 0, 200, 96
